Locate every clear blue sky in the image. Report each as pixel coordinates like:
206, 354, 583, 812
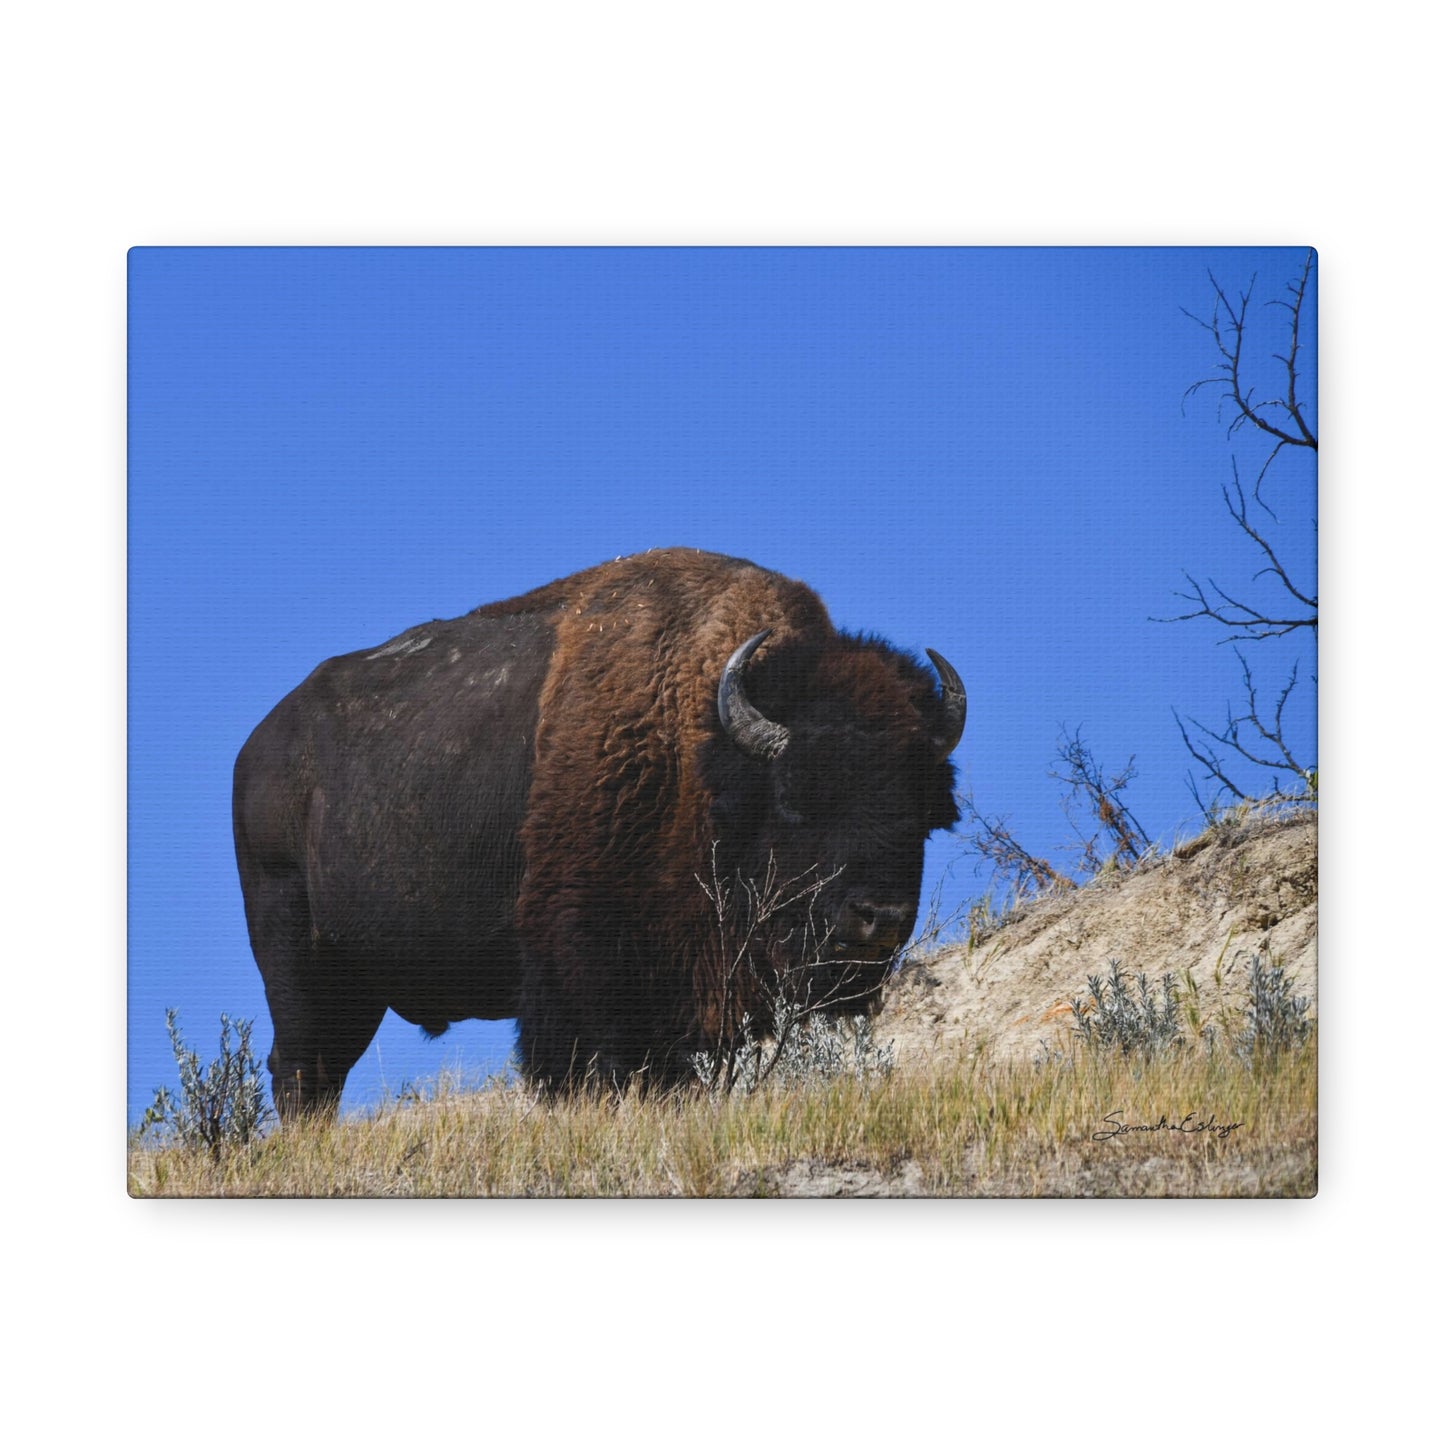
127, 246, 1317, 1123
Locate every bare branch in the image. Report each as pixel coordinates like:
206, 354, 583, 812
1182, 260, 1316, 452
1169, 252, 1317, 813
695, 847, 894, 1092
1175, 652, 1315, 813
1266, 250, 1317, 448
1048, 728, 1153, 870
954, 729, 1151, 911
1155, 460, 1317, 643
956, 790, 1074, 897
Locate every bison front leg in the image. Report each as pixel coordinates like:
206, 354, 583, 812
516, 935, 696, 1094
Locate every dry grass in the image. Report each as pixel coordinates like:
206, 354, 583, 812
127, 1035, 1316, 1199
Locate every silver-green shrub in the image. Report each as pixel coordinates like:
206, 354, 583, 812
1236, 956, 1314, 1059
140, 1009, 271, 1154
692, 1002, 895, 1094
1072, 961, 1184, 1058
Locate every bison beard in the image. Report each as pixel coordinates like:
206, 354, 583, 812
233, 549, 965, 1115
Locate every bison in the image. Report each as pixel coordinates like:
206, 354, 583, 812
233, 549, 965, 1114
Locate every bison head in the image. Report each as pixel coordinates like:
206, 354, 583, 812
703, 628, 965, 1024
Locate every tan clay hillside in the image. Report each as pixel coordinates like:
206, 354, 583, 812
879, 807, 1318, 1065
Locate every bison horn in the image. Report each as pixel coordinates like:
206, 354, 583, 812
718, 630, 791, 761
925, 648, 967, 758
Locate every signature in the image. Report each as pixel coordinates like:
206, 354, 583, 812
1092, 1110, 1244, 1143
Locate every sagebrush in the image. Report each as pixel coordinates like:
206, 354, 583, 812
1072, 956, 1314, 1065
691, 1003, 894, 1093
139, 1009, 271, 1155
1072, 961, 1184, 1058
1236, 955, 1314, 1058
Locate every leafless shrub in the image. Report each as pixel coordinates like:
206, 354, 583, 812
956, 728, 1153, 916
692, 848, 894, 1093
1049, 727, 1153, 874
1163, 460, 1317, 644
956, 790, 1074, 899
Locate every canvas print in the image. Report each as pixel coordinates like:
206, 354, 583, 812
127, 247, 1318, 1197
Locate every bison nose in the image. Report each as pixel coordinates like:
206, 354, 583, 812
839, 900, 911, 952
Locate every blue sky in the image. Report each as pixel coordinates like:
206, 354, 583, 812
127, 246, 1317, 1123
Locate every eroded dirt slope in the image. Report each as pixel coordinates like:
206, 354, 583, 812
879, 809, 1318, 1065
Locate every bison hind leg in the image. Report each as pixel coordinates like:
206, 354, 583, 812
261, 943, 388, 1120
240, 839, 388, 1118
268, 992, 388, 1118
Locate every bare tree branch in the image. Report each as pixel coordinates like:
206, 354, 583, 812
1155, 461, 1318, 642
1268, 251, 1318, 449
1170, 251, 1318, 810
1174, 652, 1315, 816
1182, 255, 1317, 453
